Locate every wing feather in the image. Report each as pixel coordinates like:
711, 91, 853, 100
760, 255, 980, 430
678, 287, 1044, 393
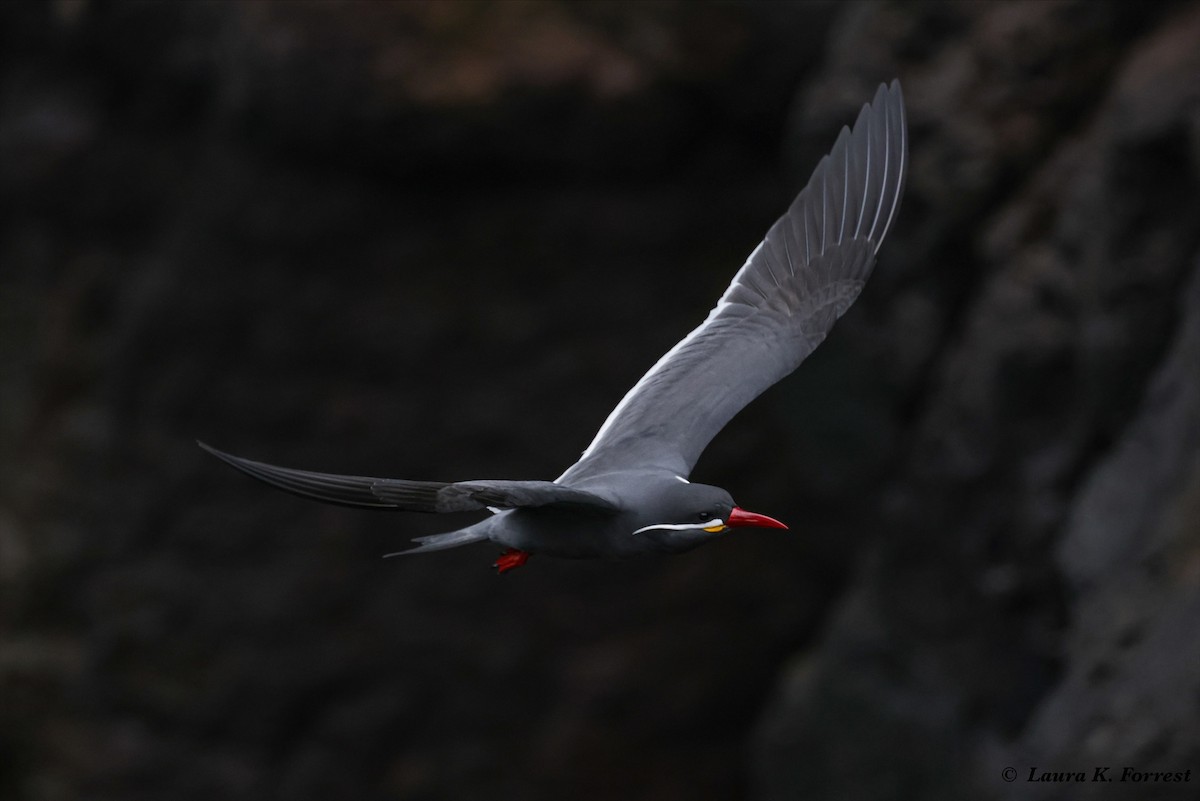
199, 442, 618, 513
560, 81, 907, 482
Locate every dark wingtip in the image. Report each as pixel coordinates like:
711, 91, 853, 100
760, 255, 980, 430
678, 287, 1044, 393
197, 440, 240, 469
198, 439, 230, 459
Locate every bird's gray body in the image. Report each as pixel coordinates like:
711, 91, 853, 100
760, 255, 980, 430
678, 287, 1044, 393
464, 474, 736, 558
200, 81, 908, 568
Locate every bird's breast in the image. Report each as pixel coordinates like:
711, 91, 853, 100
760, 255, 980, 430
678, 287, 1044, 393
489, 508, 646, 559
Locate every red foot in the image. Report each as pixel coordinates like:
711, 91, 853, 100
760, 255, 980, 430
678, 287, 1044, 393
493, 548, 530, 574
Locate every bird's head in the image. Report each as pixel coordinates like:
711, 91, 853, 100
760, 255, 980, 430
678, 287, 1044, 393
630, 480, 787, 552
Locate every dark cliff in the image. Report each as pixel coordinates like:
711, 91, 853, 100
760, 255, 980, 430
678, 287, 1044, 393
2, 2, 1198, 799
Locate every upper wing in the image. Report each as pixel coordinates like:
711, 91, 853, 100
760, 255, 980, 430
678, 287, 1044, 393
560, 81, 907, 482
199, 442, 619, 514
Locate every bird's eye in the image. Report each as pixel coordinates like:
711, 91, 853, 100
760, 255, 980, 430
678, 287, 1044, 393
696, 510, 712, 522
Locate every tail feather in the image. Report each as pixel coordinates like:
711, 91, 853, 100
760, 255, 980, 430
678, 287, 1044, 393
383, 527, 490, 558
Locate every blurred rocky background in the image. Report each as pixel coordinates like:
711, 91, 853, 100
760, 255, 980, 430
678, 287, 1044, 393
2, 1, 1199, 799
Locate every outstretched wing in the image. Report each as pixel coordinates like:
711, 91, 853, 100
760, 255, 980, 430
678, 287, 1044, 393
199, 442, 619, 514
560, 81, 907, 482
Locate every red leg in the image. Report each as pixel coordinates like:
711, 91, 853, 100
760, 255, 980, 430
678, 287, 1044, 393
493, 548, 530, 574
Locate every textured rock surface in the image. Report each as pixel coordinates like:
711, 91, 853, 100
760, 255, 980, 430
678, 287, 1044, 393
753, 2, 1200, 799
2, 2, 1198, 800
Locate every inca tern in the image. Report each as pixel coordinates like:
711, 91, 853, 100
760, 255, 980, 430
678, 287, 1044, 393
201, 80, 907, 574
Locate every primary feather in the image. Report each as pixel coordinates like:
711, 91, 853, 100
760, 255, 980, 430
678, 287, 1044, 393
559, 81, 906, 482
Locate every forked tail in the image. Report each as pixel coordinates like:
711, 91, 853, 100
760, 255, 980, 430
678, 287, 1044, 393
383, 526, 490, 558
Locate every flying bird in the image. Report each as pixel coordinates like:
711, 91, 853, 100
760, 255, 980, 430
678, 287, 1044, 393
201, 81, 907, 574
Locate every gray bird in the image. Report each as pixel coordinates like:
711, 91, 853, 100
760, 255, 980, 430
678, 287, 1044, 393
201, 81, 907, 574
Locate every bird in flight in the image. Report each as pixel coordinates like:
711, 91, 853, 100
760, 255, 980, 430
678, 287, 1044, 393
201, 81, 907, 574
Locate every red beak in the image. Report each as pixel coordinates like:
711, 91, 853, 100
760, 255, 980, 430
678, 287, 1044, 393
727, 506, 788, 530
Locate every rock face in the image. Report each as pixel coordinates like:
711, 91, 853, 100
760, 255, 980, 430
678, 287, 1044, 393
754, 3, 1200, 799
2, 2, 1198, 800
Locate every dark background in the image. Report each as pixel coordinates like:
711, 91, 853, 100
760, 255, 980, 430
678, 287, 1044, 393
3, 1, 1199, 799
